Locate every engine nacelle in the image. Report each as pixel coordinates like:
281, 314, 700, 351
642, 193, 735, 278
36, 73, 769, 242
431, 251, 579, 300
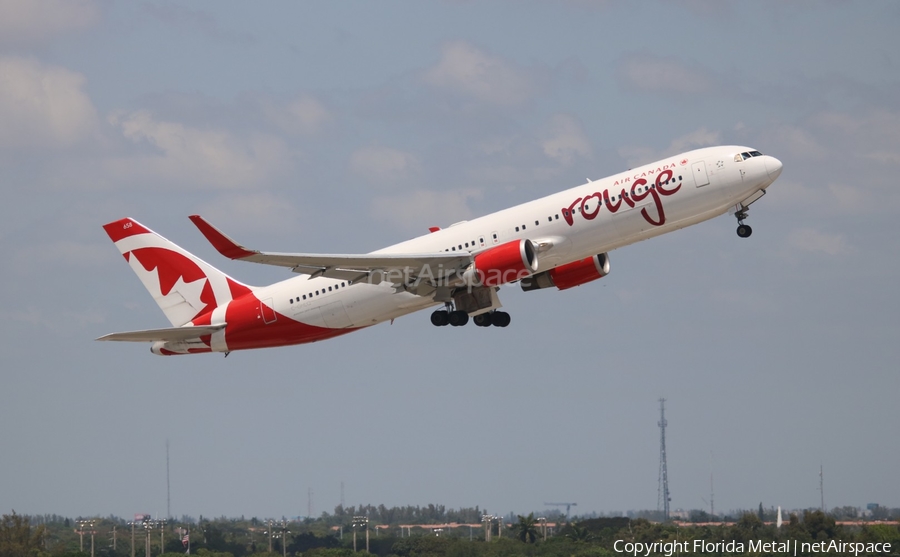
520, 253, 610, 291
463, 239, 538, 287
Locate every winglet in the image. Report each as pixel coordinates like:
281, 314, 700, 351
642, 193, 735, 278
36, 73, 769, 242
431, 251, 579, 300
189, 215, 257, 260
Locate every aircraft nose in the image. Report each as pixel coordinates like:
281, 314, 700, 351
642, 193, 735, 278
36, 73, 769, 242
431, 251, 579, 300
765, 156, 783, 180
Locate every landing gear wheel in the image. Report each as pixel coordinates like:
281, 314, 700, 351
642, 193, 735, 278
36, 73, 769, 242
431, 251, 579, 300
736, 224, 753, 238
490, 311, 511, 328
473, 313, 492, 327
430, 311, 450, 326
448, 310, 469, 327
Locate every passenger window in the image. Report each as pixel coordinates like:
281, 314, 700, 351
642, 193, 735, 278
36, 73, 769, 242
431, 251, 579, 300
492, 233, 498, 239
452, 246, 456, 251
303, 295, 307, 300
328, 286, 332, 292
535, 220, 539, 226
555, 214, 559, 220
289, 299, 293, 304
465, 242, 469, 248
515, 226, 519, 232
522, 224, 526, 229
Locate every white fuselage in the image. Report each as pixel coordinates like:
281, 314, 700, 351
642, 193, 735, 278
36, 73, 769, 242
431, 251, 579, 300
254, 145, 780, 333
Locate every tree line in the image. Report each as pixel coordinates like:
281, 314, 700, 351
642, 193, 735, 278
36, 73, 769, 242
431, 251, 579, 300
3, 507, 899, 557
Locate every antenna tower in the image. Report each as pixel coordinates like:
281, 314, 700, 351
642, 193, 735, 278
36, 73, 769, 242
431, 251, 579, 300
819, 465, 825, 512
308, 488, 313, 518
657, 398, 671, 521
340, 481, 345, 508
166, 440, 171, 520
709, 451, 715, 519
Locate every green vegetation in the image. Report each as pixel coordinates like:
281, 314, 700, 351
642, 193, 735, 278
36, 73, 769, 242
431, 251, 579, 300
4, 507, 899, 557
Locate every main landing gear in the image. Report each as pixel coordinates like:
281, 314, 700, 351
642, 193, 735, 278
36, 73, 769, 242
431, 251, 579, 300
430, 305, 510, 328
735, 209, 753, 238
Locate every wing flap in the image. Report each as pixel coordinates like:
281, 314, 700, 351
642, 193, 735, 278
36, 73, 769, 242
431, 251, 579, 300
96, 324, 226, 342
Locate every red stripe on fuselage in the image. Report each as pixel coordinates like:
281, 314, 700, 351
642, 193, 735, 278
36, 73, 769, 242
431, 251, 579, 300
222, 293, 360, 351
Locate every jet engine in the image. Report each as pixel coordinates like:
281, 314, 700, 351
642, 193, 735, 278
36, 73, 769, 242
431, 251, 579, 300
462, 239, 538, 287
520, 253, 610, 291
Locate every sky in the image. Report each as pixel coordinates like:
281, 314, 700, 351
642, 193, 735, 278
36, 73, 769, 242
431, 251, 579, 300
1, 0, 899, 522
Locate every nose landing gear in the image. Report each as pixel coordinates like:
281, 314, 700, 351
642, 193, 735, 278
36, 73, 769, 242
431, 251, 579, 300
735, 209, 753, 238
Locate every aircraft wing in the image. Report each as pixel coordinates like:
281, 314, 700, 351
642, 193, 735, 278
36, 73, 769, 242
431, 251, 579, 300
96, 324, 226, 342
189, 215, 472, 285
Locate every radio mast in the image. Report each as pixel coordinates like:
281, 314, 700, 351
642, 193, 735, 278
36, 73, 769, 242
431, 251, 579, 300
658, 398, 671, 521
166, 440, 171, 520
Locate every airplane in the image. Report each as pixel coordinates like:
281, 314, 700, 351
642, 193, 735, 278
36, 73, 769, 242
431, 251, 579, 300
98, 145, 782, 355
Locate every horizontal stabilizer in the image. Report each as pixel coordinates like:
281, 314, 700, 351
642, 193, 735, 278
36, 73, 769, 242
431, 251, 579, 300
96, 324, 226, 342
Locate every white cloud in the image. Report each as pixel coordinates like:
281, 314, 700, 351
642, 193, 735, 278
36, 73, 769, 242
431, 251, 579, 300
0, 0, 99, 44
12, 240, 109, 276
617, 53, 719, 95
825, 183, 864, 213
0, 306, 105, 333
618, 127, 720, 168
668, 128, 721, 154
423, 41, 534, 106
786, 227, 851, 256
812, 110, 900, 166
195, 193, 305, 237
105, 110, 292, 189
139, 3, 255, 45
350, 146, 420, 185
371, 189, 482, 230
710, 288, 778, 313
864, 151, 900, 165
261, 95, 331, 135
541, 114, 592, 165
0, 56, 98, 148
761, 124, 826, 161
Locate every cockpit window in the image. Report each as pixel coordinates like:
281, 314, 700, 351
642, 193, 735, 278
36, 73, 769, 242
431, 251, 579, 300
735, 150, 765, 162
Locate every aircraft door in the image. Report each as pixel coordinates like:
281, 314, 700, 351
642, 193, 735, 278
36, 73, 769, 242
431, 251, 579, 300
692, 161, 710, 187
260, 298, 277, 324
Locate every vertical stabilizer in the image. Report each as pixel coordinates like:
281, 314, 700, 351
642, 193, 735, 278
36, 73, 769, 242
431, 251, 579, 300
103, 218, 253, 326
